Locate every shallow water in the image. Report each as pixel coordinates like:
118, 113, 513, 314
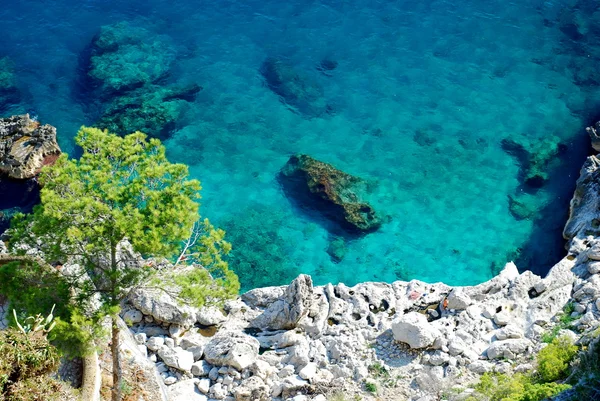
0, 0, 598, 290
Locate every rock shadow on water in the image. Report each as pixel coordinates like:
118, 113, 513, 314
508, 127, 591, 278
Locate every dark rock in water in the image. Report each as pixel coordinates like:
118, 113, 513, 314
82, 22, 200, 139
0, 114, 61, 180
0, 58, 20, 113
95, 84, 202, 139
280, 154, 381, 233
261, 58, 328, 118
88, 22, 176, 98
508, 193, 538, 221
327, 236, 347, 263
316, 59, 338, 76
501, 135, 566, 188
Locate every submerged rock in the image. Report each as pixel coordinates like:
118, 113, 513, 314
280, 154, 381, 233
0, 58, 20, 112
501, 135, 566, 188
261, 57, 329, 117
84, 22, 198, 139
95, 84, 202, 140
88, 22, 175, 97
0, 114, 61, 180
508, 193, 539, 220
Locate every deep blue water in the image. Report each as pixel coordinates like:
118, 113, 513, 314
0, 0, 598, 290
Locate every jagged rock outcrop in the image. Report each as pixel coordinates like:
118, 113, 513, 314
280, 154, 381, 233
0, 114, 61, 180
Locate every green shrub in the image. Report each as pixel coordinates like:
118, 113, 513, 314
537, 336, 578, 382
475, 373, 570, 401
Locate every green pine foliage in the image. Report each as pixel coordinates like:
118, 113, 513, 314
6, 127, 239, 401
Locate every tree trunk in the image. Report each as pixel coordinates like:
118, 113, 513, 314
111, 314, 121, 401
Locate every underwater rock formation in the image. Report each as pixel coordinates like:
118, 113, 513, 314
0, 114, 61, 180
88, 22, 175, 97
96, 84, 202, 140
508, 193, 539, 221
83, 22, 197, 138
280, 154, 381, 233
261, 57, 329, 118
501, 135, 566, 188
0, 58, 20, 113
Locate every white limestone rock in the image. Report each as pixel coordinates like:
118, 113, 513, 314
129, 287, 197, 327
197, 306, 227, 326
169, 379, 208, 401
233, 376, 270, 401
158, 346, 194, 372
446, 289, 471, 310
204, 332, 260, 370
392, 312, 441, 349
486, 339, 532, 360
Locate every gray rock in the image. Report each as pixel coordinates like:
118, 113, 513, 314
197, 378, 211, 394
168, 379, 208, 401
446, 289, 471, 310
129, 288, 197, 327
192, 360, 212, 377
298, 362, 318, 381
486, 339, 532, 360
233, 376, 270, 401
147, 336, 165, 352
123, 309, 143, 324
248, 275, 314, 330
392, 312, 441, 349
158, 346, 194, 371
204, 332, 260, 370
197, 306, 227, 326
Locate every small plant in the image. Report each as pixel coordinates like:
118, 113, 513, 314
364, 381, 377, 394
537, 336, 578, 382
13, 304, 56, 335
368, 362, 389, 378
541, 303, 579, 343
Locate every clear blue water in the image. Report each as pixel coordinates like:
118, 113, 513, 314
0, 0, 598, 291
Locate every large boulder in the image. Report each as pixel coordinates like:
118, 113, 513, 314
0, 114, 61, 180
260, 57, 328, 118
247, 274, 313, 330
128, 288, 197, 327
203, 332, 260, 370
280, 154, 381, 233
392, 312, 441, 349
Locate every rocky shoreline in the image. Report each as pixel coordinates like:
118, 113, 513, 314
93, 127, 600, 401
1, 120, 600, 401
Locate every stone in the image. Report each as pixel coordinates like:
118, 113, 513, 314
129, 287, 197, 327
392, 312, 441, 349
588, 262, 600, 274
447, 338, 466, 356
588, 121, 600, 152
249, 275, 313, 330
133, 332, 147, 345
123, 309, 143, 324
233, 376, 270, 401
486, 339, 532, 360
168, 379, 208, 401
279, 154, 381, 233
298, 362, 318, 381
0, 114, 61, 180
197, 378, 211, 394
429, 351, 450, 366
197, 306, 227, 326
493, 312, 510, 326
157, 346, 194, 372
446, 289, 471, 310
204, 332, 260, 370
192, 360, 211, 377
147, 336, 165, 352
495, 326, 523, 340
211, 383, 227, 400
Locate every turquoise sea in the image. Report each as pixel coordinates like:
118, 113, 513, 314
0, 0, 598, 291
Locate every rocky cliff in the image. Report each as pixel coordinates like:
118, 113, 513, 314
0, 114, 61, 180
106, 126, 600, 401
